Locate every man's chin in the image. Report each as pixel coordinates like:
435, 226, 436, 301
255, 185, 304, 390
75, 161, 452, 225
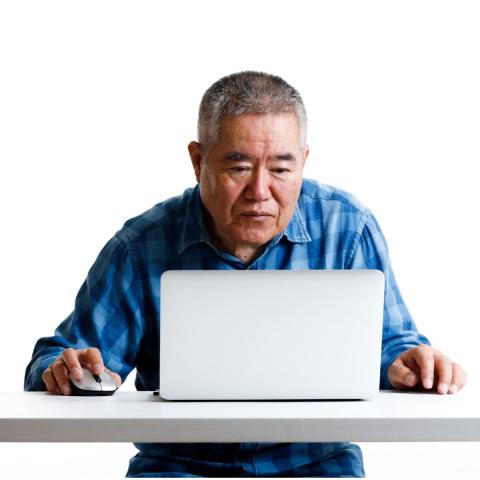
234, 227, 279, 247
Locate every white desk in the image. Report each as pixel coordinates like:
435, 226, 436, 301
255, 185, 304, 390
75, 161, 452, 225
1, 390, 479, 443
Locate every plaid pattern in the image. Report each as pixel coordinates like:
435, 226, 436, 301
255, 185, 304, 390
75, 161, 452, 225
24, 178, 430, 478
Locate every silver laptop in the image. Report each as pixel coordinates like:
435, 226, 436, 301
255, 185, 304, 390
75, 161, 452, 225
159, 269, 384, 401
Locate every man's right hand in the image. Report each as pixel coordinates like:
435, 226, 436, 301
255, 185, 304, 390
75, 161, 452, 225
42, 347, 122, 395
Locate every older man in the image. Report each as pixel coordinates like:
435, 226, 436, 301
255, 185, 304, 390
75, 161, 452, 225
25, 71, 467, 478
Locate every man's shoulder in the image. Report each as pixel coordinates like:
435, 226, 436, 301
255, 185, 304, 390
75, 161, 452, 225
300, 178, 369, 217
115, 187, 195, 245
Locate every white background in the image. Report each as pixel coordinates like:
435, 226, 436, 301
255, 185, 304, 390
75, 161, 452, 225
1, 1, 479, 478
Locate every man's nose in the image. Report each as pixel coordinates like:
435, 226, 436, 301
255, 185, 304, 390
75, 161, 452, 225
244, 168, 271, 202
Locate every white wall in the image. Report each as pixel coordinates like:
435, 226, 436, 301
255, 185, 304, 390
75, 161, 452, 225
1, 1, 479, 478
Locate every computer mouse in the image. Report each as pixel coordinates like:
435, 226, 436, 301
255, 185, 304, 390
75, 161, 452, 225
68, 367, 118, 396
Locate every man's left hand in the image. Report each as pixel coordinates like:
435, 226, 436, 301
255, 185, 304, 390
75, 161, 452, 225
387, 344, 467, 394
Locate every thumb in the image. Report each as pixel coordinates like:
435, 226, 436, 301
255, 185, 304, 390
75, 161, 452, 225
388, 358, 418, 390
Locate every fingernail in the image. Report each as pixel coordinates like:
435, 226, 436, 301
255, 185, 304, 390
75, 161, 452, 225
439, 383, 448, 394
93, 363, 103, 373
450, 384, 458, 394
425, 378, 433, 389
405, 374, 415, 386
62, 383, 71, 395
72, 367, 83, 378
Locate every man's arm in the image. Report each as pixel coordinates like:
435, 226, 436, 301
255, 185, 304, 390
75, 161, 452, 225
347, 210, 466, 393
24, 233, 145, 393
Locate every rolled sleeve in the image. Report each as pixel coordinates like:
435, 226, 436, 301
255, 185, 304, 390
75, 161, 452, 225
347, 211, 430, 389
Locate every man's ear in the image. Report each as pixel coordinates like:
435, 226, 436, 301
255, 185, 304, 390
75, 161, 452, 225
188, 141, 204, 183
302, 145, 309, 168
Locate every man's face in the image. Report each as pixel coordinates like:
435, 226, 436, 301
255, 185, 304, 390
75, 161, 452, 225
188, 112, 309, 258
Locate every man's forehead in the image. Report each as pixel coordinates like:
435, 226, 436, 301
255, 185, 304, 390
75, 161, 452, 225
217, 112, 301, 146
220, 111, 298, 130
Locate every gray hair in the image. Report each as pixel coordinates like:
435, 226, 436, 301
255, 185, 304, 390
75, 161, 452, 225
197, 71, 308, 151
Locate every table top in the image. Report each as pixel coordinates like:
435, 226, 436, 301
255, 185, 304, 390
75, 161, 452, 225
2, 389, 479, 442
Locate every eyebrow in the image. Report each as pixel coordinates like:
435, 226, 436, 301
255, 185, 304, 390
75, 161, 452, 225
275, 153, 297, 161
223, 151, 252, 161
222, 151, 297, 162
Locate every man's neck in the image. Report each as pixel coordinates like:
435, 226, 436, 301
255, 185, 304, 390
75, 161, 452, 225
211, 231, 263, 265
230, 244, 263, 265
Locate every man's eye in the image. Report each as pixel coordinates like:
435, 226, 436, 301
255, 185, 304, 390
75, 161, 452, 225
230, 166, 250, 173
272, 168, 289, 174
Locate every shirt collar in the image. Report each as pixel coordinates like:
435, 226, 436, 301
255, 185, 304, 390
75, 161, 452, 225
284, 201, 312, 243
177, 184, 311, 255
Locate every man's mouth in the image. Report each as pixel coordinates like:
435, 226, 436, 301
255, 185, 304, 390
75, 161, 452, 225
240, 211, 273, 221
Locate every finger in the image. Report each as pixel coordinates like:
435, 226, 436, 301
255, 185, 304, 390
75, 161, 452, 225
409, 346, 435, 389
435, 355, 453, 395
42, 365, 61, 394
43, 361, 65, 395
51, 358, 72, 395
388, 358, 418, 389
78, 347, 104, 375
448, 362, 466, 394
61, 348, 83, 379
104, 367, 122, 387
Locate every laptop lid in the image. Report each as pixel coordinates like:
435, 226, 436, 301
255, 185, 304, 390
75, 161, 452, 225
159, 269, 384, 400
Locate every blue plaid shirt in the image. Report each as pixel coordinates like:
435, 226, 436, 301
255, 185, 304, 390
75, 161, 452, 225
25, 178, 430, 478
